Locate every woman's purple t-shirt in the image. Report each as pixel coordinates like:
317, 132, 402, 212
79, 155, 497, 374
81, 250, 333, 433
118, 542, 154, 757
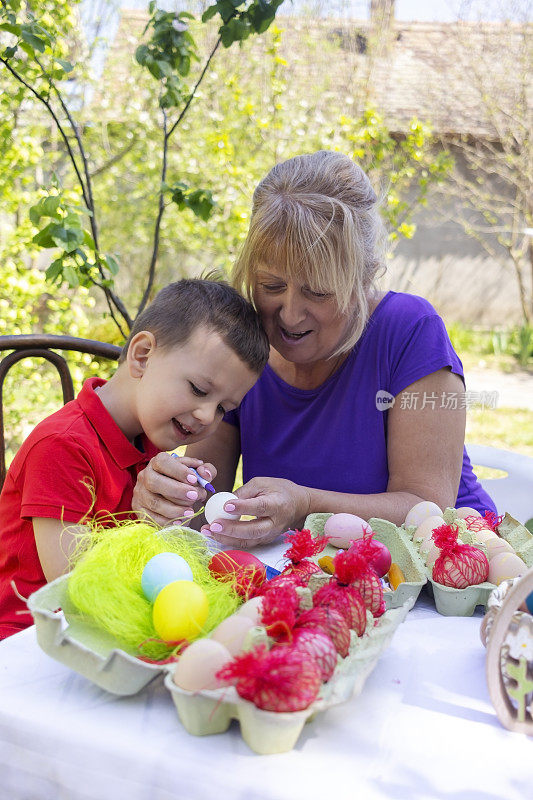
224, 291, 496, 514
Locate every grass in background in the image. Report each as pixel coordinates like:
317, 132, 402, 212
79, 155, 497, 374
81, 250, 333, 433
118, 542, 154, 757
447, 322, 533, 372
466, 407, 533, 459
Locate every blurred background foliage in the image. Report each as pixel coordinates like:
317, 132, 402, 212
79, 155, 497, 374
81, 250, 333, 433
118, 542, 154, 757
0, 0, 531, 466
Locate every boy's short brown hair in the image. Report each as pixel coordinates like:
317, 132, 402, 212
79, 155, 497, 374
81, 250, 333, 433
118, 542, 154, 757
120, 279, 269, 373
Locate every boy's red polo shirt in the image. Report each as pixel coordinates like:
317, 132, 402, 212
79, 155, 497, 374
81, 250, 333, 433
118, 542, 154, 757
0, 377, 160, 639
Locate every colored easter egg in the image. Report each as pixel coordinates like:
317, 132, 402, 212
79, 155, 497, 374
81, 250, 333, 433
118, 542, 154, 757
204, 492, 240, 525
210, 614, 255, 656
173, 639, 231, 692
209, 549, 265, 576
525, 592, 533, 614
323, 513, 372, 548
405, 501, 443, 528
455, 507, 482, 520
141, 552, 193, 602
209, 549, 266, 597
388, 563, 406, 590
369, 540, 392, 578
414, 515, 445, 544
153, 580, 208, 642
488, 552, 526, 586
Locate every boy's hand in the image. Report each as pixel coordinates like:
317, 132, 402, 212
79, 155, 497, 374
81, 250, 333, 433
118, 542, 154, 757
132, 452, 216, 527
201, 477, 311, 548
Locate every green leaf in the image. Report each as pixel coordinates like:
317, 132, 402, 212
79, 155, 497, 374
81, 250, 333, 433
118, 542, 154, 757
2, 45, 18, 58
201, 5, 219, 22
32, 222, 58, 248
0, 22, 21, 35
55, 58, 73, 73
45, 258, 63, 283
105, 254, 120, 275
135, 44, 150, 66
62, 264, 79, 287
20, 30, 46, 53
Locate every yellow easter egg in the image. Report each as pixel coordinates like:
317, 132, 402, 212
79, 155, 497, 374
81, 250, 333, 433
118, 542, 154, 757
153, 580, 209, 642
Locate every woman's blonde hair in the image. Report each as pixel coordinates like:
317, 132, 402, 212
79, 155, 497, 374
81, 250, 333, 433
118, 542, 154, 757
232, 150, 387, 355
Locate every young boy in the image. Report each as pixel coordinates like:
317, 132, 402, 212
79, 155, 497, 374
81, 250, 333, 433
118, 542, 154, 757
0, 279, 269, 639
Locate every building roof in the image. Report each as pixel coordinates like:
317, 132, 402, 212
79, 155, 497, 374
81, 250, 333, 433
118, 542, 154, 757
105, 11, 532, 137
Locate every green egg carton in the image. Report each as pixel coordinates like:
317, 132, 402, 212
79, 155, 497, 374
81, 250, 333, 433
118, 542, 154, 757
497, 513, 533, 568
405, 511, 495, 617
304, 512, 427, 610
426, 577, 496, 616
164, 598, 413, 755
27, 574, 163, 695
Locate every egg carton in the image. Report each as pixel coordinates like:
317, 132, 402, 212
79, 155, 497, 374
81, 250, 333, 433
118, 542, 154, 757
496, 513, 533, 568
304, 512, 427, 610
27, 574, 163, 695
402, 508, 533, 616
164, 598, 413, 755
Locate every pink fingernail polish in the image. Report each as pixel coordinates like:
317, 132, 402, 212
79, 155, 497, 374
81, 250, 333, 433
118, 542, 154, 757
204, 469, 212, 479
224, 503, 236, 512
183, 509, 194, 517
187, 474, 197, 484
210, 523, 223, 533
186, 490, 198, 501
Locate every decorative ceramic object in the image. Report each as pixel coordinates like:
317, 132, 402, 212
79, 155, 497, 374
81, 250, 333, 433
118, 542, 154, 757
485, 568, 533, 735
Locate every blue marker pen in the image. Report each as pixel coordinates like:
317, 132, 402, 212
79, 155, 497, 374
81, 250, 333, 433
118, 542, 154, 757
170, 453, 215, 493
188, 466, 215, 493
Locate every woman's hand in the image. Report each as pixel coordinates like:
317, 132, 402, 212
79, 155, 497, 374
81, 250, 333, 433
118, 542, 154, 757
202, 477, 312, 548
132, 452, 216, 527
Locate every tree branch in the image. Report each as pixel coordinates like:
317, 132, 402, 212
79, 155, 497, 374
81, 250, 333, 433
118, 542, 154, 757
0, 56, 90, 208
137, 107, 169, 317
167, 35, 222, 141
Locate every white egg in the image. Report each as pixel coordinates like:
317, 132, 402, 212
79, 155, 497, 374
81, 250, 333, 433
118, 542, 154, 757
485, 536, 514, 560
424, 542, 441, 569
236, 596, 264, 625
413, 515, 445, 544
488, 552, 526, 585
173, 638, 231, 692
210, 614, 255, 656
405, 501, 443, 528
204, 492, 241, 525
455, 506, 482, 520
472, 529, 499, 547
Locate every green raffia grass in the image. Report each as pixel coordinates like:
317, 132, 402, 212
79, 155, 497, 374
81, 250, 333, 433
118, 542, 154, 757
65, 521, 240, 660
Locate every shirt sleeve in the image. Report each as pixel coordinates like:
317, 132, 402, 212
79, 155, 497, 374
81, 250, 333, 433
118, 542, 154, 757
389, 314, 465, 397
19, 434, 98, 523
223, 407, 240, 428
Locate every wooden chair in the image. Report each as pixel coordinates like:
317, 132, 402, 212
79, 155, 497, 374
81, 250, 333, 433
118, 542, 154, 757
0, 334, 121, 491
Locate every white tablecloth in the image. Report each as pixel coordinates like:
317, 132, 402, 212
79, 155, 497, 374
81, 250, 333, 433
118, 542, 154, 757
0, 593, 530, 800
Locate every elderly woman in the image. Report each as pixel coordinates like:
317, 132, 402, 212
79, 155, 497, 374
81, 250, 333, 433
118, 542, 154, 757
133, 151, 495, 546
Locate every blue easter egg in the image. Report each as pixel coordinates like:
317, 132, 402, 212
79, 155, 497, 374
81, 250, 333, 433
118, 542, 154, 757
141, 552, 193, 602
526, 591, 533, 614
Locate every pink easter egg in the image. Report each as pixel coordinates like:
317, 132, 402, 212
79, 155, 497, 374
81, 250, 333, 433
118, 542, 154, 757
323, 513, 372, 549
369, 540, 392, 578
